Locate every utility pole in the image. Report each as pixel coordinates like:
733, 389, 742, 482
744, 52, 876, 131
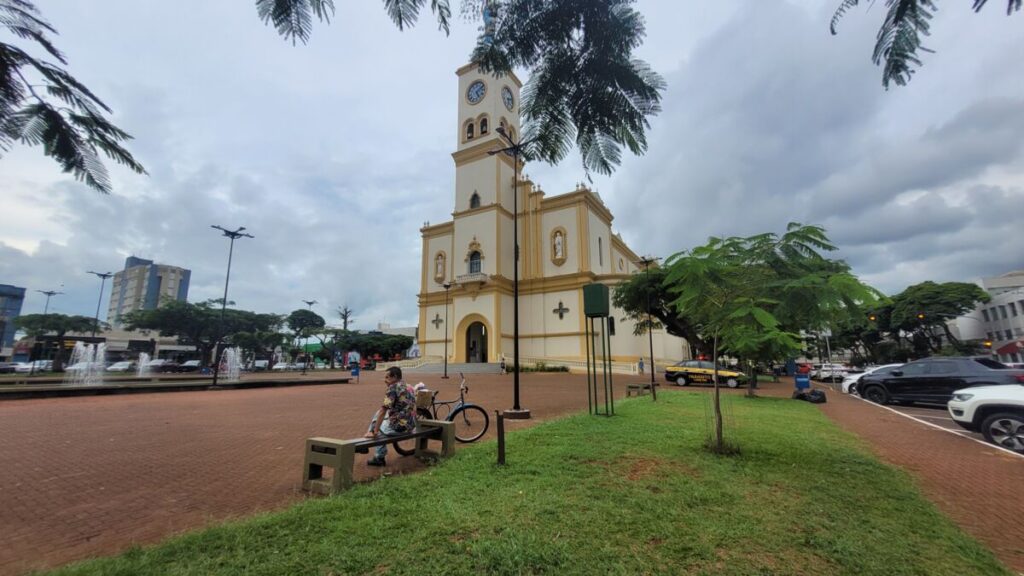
211, 225, 254, 386
86, 271, 113, 338
301, 299, 317, 374
637, 256, 660, 401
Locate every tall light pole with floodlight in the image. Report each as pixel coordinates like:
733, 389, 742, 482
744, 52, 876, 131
211, 225, 254, 386
86, 271, 113, 338
488, 125, 539, 420
442, 281, 452, 379
301, 299, 317, 374
637, 256, 660, 401
36, 289, 64, 315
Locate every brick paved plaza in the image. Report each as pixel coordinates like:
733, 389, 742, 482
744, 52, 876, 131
1, 374, 1021, 574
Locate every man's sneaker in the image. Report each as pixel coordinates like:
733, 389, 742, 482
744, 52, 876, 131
367, 458, 386, 467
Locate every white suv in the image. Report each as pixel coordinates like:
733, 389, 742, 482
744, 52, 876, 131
948, 385, 1024, 454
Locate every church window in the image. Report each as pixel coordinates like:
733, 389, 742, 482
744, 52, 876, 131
470, 192, 481, 209
466, 121, 475, 140
480, 117, 489, 134
469, 251, 482, 274
598, 237, 603, 266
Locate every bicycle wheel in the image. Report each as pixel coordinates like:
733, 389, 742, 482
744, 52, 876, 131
393, 409, 435, 456
450, 404, 488, 443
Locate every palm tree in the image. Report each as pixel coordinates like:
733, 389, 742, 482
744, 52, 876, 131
0, 1, 146, 193
831, 0, 1021, 88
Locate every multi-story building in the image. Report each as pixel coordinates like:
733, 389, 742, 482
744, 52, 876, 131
950, 270, 1024, 363
417, 62, 688, 367
107, 257, 191, 327
0, 284, 26, 360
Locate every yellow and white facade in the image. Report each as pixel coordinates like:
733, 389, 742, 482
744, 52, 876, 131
417, 63, 689, 365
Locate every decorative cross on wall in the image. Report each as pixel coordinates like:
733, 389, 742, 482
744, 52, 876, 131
431, 313, 443, 329
553, 301, 570, 320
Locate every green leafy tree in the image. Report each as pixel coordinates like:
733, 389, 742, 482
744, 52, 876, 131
14, 313, 99, 371
612, 266, 711, 355
831, 0, 1021, 88
286, 309, 326, 366
123, 300, 279, 366
256, 0, 665, 176
890, 281, 991, 354
0, 1, 146, 193
664, 223, 882, 453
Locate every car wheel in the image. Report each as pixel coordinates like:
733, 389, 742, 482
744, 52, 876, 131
980, 412, 1024, 454
726, 378, 739, 388
862, 385, 888, 405
848, 382, 858, 396
675, 375, 688, 386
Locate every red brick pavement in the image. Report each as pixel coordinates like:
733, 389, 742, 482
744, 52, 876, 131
759, 380, 1024, 573
1, 375, 1021, 574
0, 372, 624, 575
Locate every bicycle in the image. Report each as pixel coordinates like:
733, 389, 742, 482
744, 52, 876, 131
393, 373, 489, 456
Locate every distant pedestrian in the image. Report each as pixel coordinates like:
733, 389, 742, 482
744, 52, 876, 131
499, 357, 507, 375
638, 357, 645, 374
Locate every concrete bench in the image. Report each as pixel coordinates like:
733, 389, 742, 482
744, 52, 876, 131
626, 383, 654, 397
302, 419, 454, 495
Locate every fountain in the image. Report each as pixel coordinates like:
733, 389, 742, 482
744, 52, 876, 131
63, 341, 107, 386
137, 352, 151, 378
222, 347, 242, 382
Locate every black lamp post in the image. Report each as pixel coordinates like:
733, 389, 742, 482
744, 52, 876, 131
637, 256, 660, 401
301, 299, 317, 374
442, 281, 452, 379
488, 125, 538, 420
86, 271, 113, 338
211, 225, 254, 386
36, 289, 64, 315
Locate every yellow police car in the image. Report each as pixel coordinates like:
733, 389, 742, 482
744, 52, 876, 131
664, 360, 749, 388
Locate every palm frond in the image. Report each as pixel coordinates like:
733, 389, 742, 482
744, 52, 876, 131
255, 0, 334, 45
830, 0, 862, 34
972, 0, 1023, 13
16, 102, 112, 193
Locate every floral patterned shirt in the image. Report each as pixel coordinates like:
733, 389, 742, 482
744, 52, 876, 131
384, 380, 417, 433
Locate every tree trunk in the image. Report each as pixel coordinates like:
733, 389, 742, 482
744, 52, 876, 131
712, 334, 723, 451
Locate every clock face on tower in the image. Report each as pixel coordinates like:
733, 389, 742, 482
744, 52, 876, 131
502, 86, 514, 111
466, 80, 486, 104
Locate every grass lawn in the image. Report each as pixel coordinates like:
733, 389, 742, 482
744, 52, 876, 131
45, 391, 1008, 575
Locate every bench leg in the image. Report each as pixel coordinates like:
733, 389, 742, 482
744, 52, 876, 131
417, 419, 455, 458
303, 438, 356, 495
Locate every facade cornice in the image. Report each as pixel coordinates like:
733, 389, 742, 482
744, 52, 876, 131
455, 62, 523, 88
420, 221, 454, 238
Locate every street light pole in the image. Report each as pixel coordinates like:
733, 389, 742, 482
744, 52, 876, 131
637, 256, 660, 401
211, 225, 254, 386
489, 126, 538, 420
36, 289, 64, 315
301, 299, 317, 375
442, 282, 451, 379
86, 271, 113, 338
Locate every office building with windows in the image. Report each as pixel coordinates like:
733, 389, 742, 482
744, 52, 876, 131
107, 257, 191, 327
0, 284, 26, 360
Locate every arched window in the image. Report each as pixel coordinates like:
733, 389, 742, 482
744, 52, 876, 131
480, 117, 489, 134
466, 121, 475, 140
598, 237, 603, 266
469, 251, 482, 274
508, 127, 516, 141
469, 192, 481, 209
499, 119, 507, 134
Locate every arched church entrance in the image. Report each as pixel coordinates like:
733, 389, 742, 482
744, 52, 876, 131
465, 322, 488, 363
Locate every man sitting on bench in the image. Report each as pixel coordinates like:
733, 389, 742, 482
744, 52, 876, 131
363, 366, 417, 467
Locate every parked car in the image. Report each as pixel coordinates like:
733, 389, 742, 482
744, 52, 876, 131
271, 362, 298, 371
841, 364, 903, 394
0, 362, 19, 373
948, 384, 1024, 454
15, 360, 52, 373
664, 360, 749, 388
250, 360, 270, 371
859, 357, 1024, 406
106, 361, 135, 373
811, 363, 850, 382
64, 361, 106, 372
144, 359, 180, 373
176, 360, 202, 373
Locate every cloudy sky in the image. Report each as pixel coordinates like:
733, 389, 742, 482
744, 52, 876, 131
2, 1, 1021, 327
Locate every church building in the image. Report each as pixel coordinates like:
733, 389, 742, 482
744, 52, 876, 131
417, 63, 689, 367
